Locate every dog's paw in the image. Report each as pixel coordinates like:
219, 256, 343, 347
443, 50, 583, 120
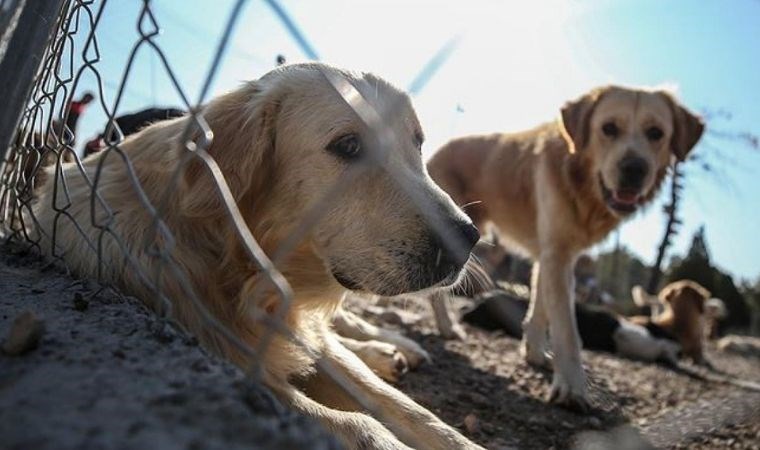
548, 370, 590, 413
393, 338, 431, 368
359, 341, 409, 383
520, 339, 551, 369
440, 322, 468, 340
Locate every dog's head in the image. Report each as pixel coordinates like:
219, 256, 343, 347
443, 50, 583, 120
659, 280, 711, 363
559, 85, 704, 216
187, 63, 479, 297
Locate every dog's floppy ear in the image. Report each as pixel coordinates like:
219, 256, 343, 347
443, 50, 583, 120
661, 284, 679, 304
693, 293, 706, 314
659, 92, 704, 161
180, 80, 280, 217
559, 88, 603, 153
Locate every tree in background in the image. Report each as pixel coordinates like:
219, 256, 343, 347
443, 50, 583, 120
648, 163, 684, 293
739, 278, 760, 335
648, 108, 759, 295
665, 226, 751, 333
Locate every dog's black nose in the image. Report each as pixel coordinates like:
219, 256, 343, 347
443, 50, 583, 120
442, 220, 480, 267
457, 220, 480, 250
618, 155, 648, 189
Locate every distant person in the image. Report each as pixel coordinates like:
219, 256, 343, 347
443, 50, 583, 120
276, 54, 286, 66
84, 107, 185, 157
62, 92, 95, 142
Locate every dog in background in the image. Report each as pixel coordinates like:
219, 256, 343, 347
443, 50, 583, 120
427, 85, 704, 409
631, 280, 717, 364
83, 107, 186, 157
30, 63, 484, 450
464, 290, 682, 365
717, 335, 760, 359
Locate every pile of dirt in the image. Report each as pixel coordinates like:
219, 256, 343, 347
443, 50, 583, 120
0, 247, 338, 450
345, 295, 760, 449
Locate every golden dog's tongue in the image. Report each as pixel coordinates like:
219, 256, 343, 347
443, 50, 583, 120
614, 190, 639, 205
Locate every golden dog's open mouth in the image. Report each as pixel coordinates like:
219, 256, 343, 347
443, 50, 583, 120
599, 175, 641, 214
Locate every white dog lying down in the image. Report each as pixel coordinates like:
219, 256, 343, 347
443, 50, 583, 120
718, 335, 760, 358
463, 290, 682, 365
30, 63, 483, 450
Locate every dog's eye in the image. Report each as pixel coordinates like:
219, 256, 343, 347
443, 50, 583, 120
327, 134, 362, 160
646, 126, 664, 142
601, 122, 619, 138
414, 131, 424, 151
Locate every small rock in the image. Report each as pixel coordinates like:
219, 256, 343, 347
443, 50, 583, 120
464, 413, 479, 434
73, 292, 89, 311
150, 320, 175, 343
2, 311, 45, 355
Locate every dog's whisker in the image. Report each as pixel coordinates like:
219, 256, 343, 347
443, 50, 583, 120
464, 256, 493, 291
459, 200, 482, 210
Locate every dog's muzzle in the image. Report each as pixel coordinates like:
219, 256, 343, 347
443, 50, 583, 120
599, 155, 650, 214
332, 220, 480, 296
419, 219, 480, 289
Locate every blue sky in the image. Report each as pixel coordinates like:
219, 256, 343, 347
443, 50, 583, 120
66, 0, 760, 281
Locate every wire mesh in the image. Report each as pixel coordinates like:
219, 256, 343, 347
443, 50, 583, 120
0, 1, 479, 447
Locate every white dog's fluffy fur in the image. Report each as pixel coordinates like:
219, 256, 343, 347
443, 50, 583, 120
31, 63, 482, 450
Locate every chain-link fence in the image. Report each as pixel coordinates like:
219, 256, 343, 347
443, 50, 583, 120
7, 3, 760, 450
0, 1, 483, 448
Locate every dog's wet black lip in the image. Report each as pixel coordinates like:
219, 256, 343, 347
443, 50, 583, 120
598, 175, 637, 214
332, 271, 362, 291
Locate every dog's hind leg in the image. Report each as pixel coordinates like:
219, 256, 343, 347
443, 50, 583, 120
430, 290, 468, 340
334, 307, 430, 368
336, 335, 408, 383
521, 262, 551, 368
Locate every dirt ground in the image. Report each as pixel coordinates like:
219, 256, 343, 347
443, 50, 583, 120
345, 295, 760, 450
0, 246, 338, 450
2, 241, 758, 450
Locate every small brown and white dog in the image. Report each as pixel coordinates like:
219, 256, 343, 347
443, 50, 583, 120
631, 280, 716, 364
427, 85, 704, 409
30, 63, 483, 450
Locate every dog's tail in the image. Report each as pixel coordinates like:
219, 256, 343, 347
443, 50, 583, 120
632, 285, 659, 308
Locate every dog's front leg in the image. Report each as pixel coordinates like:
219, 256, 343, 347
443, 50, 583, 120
315, 331, 485, 450
538, 249, 589, 411
271, 380, 414, 450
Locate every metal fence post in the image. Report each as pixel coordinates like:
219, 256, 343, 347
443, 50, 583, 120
0, 0, 66, 161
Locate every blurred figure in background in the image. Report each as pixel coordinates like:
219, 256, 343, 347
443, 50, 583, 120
84, 107, 185, 157
62, 92, 95, 144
